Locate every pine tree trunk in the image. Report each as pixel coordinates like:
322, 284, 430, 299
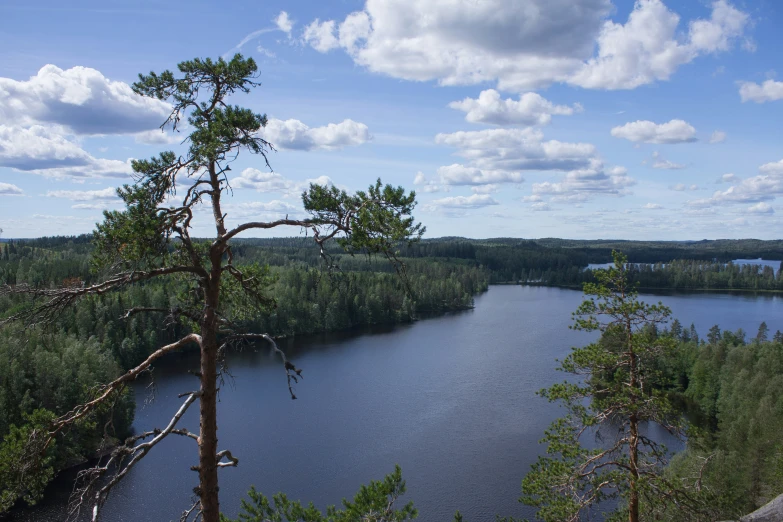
199, 327, 220, 522
629, 413, 640, 522
199, 274, 221, 522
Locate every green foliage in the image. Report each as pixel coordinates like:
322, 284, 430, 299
522, 251, 691, 521
0, 409, 56, 512
220, 465, 417, 522
661, 333, 783, 519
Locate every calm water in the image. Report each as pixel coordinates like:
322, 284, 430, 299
12, 286, 783, 522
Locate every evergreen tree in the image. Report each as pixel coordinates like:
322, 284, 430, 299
1, 54, 422, 522
521, 251, 697, 522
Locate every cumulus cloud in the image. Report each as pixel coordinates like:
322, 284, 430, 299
134, 129, 182, 145
739, 80, 783, 103
46, 187, 118, 201
434, 127, 632, 201
229, 200, 303, 220
709, 130, 727, 143
745, 202, 774, 214
302, 19, 340, 52
759, 159, 783, 175
0, 65, 170, 135
435, 164, 524, 186
262, 118, 371, 150
531, 202, 552, 211
0, 182, 23, 195
611, 119, 697, 144
424, 194, 499, 212
448, 89, 581, 126
532, 165, 636, 200
687, 160, 783, 209
232, 168, 335, 197
719, 173, 739, 183
571, 0, 749, 89
275, 11, 294, 35
0, 125, 90, 170
436, 127, 597, 173
643, 203, 664, 209
670, 183, 699, 191
0, 124, 133, 179
471, 184, 499, 194
302, 0, 750, 91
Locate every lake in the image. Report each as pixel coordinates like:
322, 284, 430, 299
12, 286, 783, 521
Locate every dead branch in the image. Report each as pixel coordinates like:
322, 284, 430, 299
66, 391, 200, 522
220, 333, 302, 399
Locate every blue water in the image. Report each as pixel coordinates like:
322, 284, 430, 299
15, 286, 783, 522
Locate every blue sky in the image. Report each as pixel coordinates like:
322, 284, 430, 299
1, 0, 782, 240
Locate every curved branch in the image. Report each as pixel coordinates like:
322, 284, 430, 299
50, 333, 202, 441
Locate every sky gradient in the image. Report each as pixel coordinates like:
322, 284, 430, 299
1, 0, 782, 240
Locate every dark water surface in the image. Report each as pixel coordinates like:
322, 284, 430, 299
13, 286, 783, 521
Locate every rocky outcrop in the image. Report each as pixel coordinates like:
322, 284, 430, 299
735, 493, 783, 522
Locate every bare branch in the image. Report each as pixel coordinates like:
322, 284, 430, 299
221, 333, 302, 399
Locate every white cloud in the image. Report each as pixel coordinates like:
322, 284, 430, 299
302, 19, 339, 53
435, 127, 632, 201
0, 65, 170, 135
232, 168, 336, 197
46, 187, 118, 201
0, 125, 132, 179
719, 173, 739, 183
303, 0, 750, 91
531, 202, 552, 211
571, 0, 749, 89
739, 80, 783, 103
532, 165, 636, 199
709, 130, 727, 143
745, 202, 774, 214
0, 182, 23, 195
643, 203, 663, 209
611, 119, 697, 144
435, 127, 597, 172
670, 183, 699, 191
134, 129, 182, 145
471, 184, 499, 194
263, 118, 371, 151
448, 89, 581, 126
687, 161, 783, 208
522, 195, 543, 202
436, 164, 523, 186
0, 125, 90, 170
759, 159, 783, 175
275, 11, 294, 35
424, 194, 499, 211
230, 200, 302, 220
653, 160, 686, 170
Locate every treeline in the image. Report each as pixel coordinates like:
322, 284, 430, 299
0, 235, 488, 510
656, 321, 783, 520
537, 259, 783, 291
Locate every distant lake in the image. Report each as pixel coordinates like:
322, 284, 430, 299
13, 286, 783, 522
587, 258, 781, 271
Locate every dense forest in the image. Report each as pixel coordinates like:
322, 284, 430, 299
2, 236, 783, 519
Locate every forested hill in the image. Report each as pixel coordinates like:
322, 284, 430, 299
4, 235, 783, 286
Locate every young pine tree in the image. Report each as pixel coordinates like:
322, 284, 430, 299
521, 251, 701, 522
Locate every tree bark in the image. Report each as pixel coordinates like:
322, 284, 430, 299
199, 251, 223, 522
629, 412, 639, 522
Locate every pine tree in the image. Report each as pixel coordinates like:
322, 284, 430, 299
521, 251, 700, 522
